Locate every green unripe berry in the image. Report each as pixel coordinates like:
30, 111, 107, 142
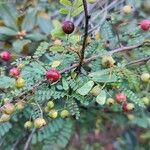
60, 110, 69, 118
24, 121, 32, 129
47, 101, 54, 109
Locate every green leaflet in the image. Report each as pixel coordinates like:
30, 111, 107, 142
62, 78, 69, 90
96, 90, 106, 105
60, 0, 72, 6
21, 8, 37, 31
12, 39, 31, 53
0, 27, 17, 36
59, 8, 69, 15
0, 76, 15, 89
77, 81, 94, 96
88, 69, 117, 83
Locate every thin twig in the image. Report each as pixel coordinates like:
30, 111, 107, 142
35, 100, 43, 118
77, 0, 89, 73
23, 129, 35, 150
125, 57, 150, 66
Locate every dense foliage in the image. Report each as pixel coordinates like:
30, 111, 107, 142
0, 0, 150, 150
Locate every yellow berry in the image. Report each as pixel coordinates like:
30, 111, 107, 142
24, 121, 32, 129
60, 110, 69, 118
102, 55, 115, 67
142, 97, 149, 106
2, 103, 15, 115
0, 114, 10, 123
15, 101, 26, 110
34, 118, 46, 129
106, 98, 115, 105
49, 110, 58, 119
15, 77, 25, 88
122, 5, 132, 14
126, 103, 135, 111
141, 73, 150, 82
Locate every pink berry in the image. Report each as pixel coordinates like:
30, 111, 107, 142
0, 51, 11, 61
140, 19, 150, 31
115, 92, 126, 103
9, 67, 20, 77
62, 21, 75, 34
46, 69, 61, 82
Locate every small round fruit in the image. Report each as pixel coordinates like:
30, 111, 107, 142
62, 21, 74, 34
49, 110, 58, 119
34, 118, 46, 129
115, 92, 126, 103
90, 85, 101, 96
15, 77, 25, 88
15, 101, 26, 110
102, 55, 115, 67
3, 103, 15, 115
60, 110, 69, 118
140, 19, 150, 31
0, 51, 11, 61
9, 67, 20, 77
106, 98, 115, 105
141, 73, 150, 82
46, 69, 61, 82
0, 114, 10, 123
142, 97, 149, 106
47, 101, 54, 109
126, 103, 135, 111
24, 121, 32, 129
127, 114, 135, 120
122, 5, 132, 14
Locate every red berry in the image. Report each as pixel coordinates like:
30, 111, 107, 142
122, 102, 128, 112
9, 67, 20, 77
0, 51, 11, 61
62, 21, 75, 34
46, 69, 61, 82
140, 19, 150, 31
115, 92, 126, 103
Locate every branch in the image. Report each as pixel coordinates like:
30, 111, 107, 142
0, 43, 146, 108
125, 57, 150, 66
77, 0, 89, 73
